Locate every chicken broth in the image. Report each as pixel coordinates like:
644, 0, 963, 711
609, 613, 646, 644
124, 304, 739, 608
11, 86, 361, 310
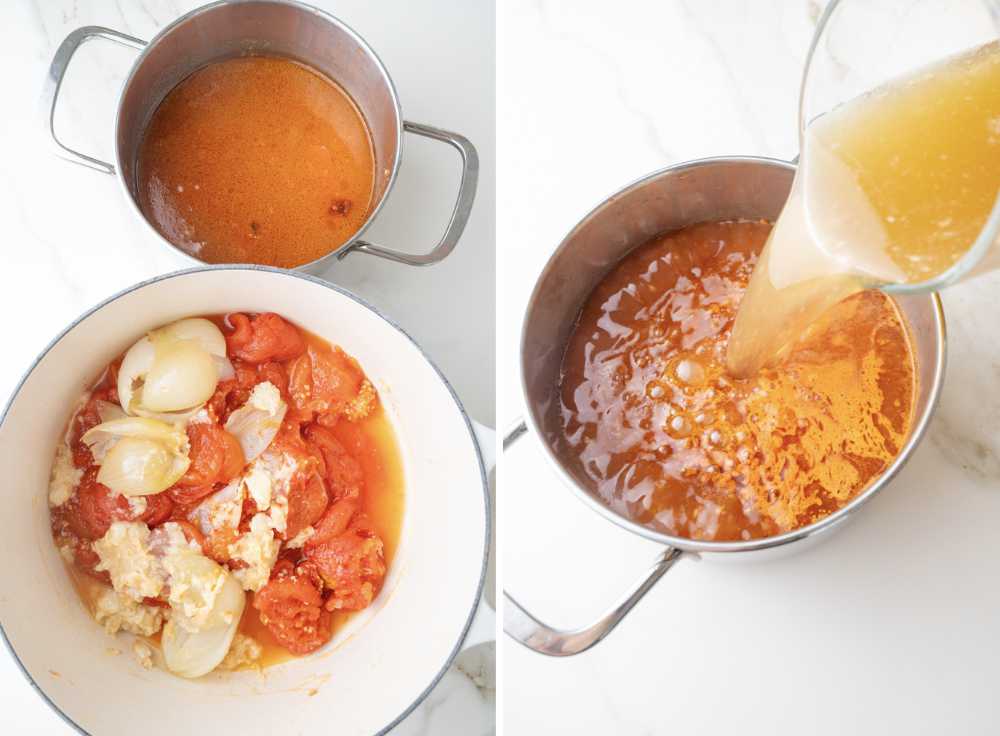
137, 56, 376, 268
727, 41, 1000, 376
553, 221, 916, 541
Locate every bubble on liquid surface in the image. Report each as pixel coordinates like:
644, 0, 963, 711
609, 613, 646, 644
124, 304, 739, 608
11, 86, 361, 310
667, 415, 689, 438
675, 359, 704, 385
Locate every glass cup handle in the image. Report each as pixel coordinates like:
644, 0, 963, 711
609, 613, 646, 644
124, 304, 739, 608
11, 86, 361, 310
339, 121, 479, 266
43, 26, 147, 175
502, 419, 685, 656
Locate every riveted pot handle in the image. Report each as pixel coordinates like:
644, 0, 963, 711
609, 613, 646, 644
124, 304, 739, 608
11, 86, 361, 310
43, 26, 146, 175
502, 419, 685, 656
338, 121, 479, 266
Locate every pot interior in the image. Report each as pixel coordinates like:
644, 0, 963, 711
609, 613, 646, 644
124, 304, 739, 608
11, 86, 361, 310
520, 157, 943, 550
0, 268, 485, 735
116, 1, 399, 235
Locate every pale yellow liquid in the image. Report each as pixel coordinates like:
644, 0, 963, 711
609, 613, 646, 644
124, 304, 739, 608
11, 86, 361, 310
728, 40, 1000, 376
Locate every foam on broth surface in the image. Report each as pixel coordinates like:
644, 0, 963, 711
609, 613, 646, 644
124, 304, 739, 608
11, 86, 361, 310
553, 221, 916, 541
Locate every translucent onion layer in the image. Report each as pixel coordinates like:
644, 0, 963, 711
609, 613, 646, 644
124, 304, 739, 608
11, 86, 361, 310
162, 572, 245, 678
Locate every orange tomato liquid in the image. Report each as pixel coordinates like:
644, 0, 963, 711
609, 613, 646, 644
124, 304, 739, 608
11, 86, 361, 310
137, 56, 375, 268
554, 221, 916, 541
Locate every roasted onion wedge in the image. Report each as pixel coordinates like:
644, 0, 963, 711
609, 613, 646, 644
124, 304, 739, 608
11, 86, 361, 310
162, 572, 245, 679
118, 318, 234, 415
156, 318, 227, 357
224, 381, 287, 463
82, 417, 190, 496
141, 340, 218, 412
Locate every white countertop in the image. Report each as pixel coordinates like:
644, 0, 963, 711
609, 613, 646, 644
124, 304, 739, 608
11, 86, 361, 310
0, 0, 494, 733
499, 1, 1000, 733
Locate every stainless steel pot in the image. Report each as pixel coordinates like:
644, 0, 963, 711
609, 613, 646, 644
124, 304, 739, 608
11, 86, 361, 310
42, 0, 478, 271
503, 156, 946, 656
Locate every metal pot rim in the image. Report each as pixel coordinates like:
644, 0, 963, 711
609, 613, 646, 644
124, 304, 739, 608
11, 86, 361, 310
518, 154, 947, 555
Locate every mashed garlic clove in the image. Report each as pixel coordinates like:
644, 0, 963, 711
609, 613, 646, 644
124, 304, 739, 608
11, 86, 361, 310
189, 480, 245, 536
162, 572, 245, 679
158, 531, 229, 629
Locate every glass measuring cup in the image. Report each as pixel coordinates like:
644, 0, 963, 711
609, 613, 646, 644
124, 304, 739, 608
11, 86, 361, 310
798, 0, 1000, 294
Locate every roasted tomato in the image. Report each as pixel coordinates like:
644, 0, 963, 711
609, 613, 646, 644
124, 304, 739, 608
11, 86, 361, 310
172, 422, 245, 501
104, 360, 122, 399
253, 560, 332, 655
140, 493, 175, 527
212, 360, 292, 423
75, 472, 118, 537
176, 423, 224, 488
66, 469, 174, 540
308, 498, 358, 547
257, 361, 290, 397
288, 345, 374, 423
168, 484, 216, 506
219, 429, 245, 481
203, 524, 240, 565
170, 519, 207, 550
233, 361, 260, 404
226, 313, 306, 364
304, 510, 386, 612
268, 420, 322, 484
285, 473, 329, 541
304, 425, 363, 500
56, 536, 111, 584
208, 378, 241, 423
69, 395, 106, 468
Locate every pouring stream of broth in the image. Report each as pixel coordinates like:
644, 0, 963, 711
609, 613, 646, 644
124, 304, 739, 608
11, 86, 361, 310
726, 40, 1000, 377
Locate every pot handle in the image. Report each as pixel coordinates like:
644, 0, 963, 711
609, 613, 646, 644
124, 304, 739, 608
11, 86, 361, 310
43, 26, 146, 175
338, 121, 479, 266
461, 419, 496, 651
502, 419, 685, 656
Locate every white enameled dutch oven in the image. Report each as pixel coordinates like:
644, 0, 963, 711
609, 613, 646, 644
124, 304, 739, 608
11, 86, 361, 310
0, 267, 494, 735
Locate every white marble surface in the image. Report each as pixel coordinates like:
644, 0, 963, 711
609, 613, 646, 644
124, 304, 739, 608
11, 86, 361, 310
499, 1, 1000, 733
0, 0, 494, 733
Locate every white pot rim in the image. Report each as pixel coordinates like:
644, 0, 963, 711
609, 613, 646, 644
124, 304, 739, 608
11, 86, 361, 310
0, 264, 492, 736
